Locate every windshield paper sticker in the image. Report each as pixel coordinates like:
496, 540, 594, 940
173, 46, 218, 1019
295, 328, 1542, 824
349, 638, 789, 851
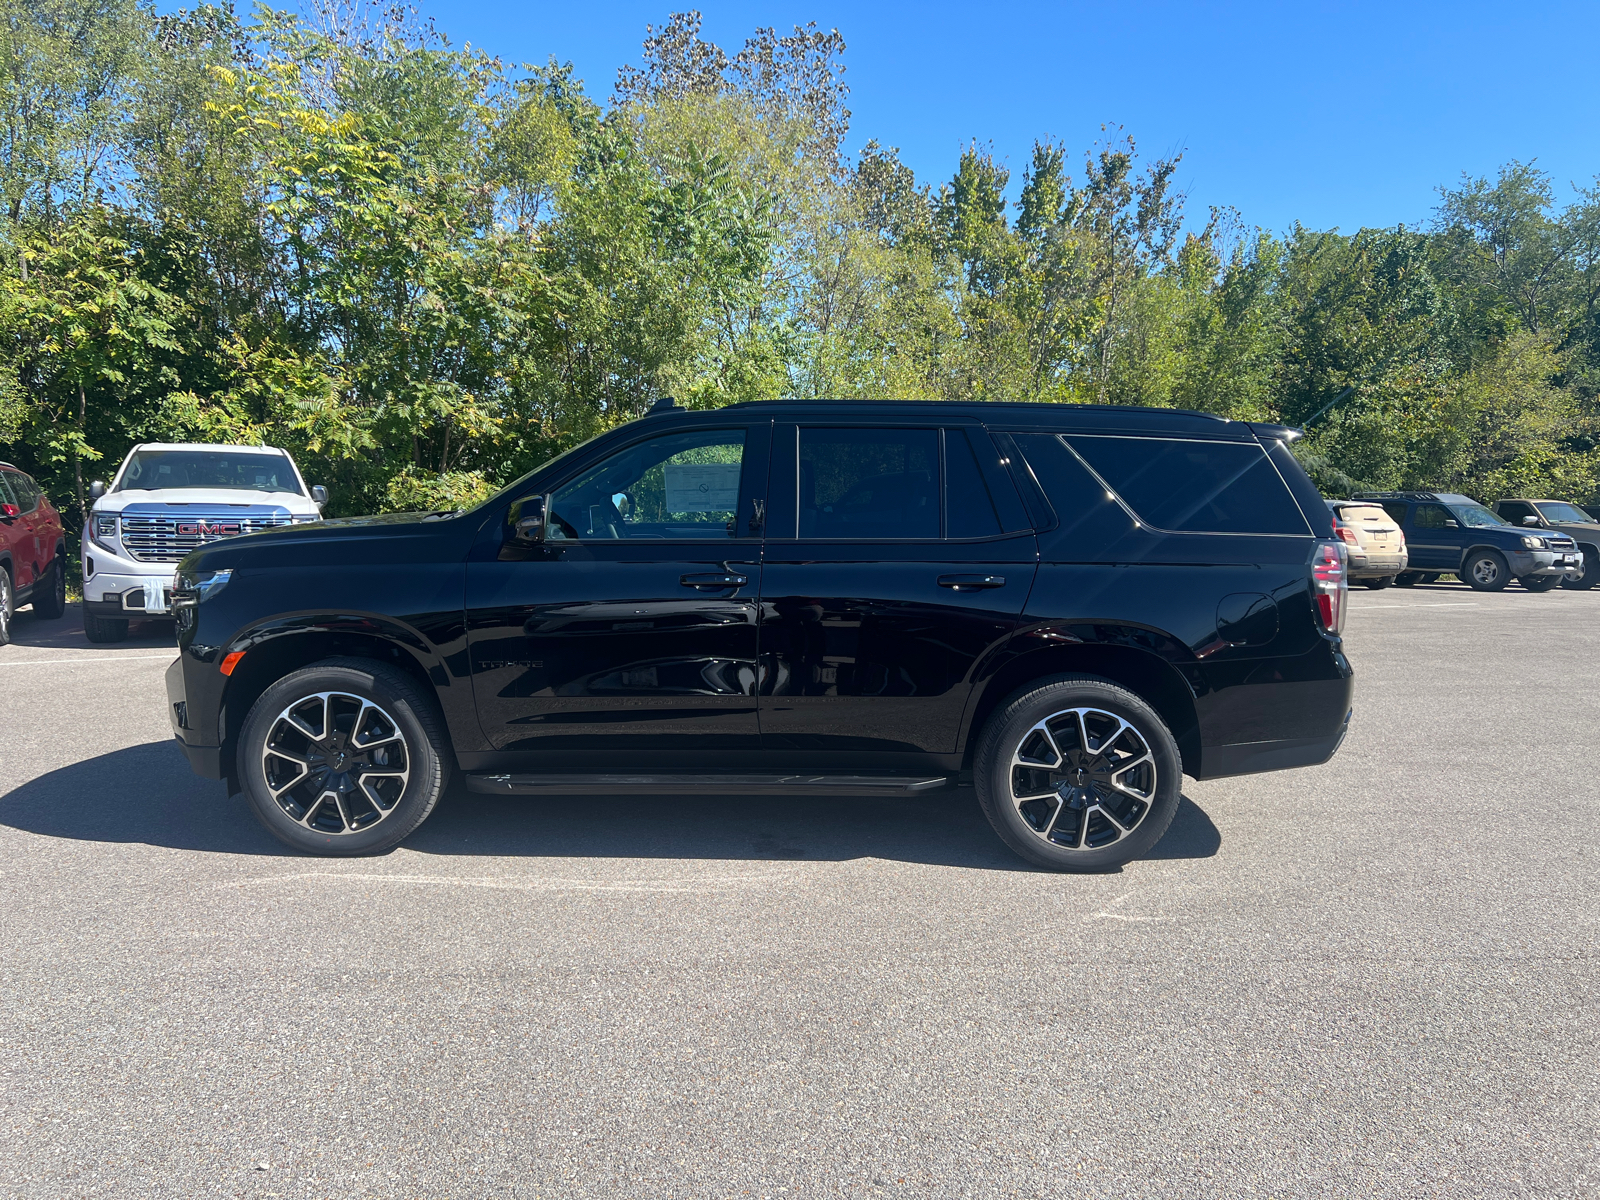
664, 463, 740, 513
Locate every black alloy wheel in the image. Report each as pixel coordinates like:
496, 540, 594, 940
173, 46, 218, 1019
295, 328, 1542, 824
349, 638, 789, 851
0, 569, 12, 646
30, 556, 66, 620
975, 675, 1182, 872
239, 658, 450, 856
1561, 546, 1599, 590
1464, 551, 1510, 592
1520, 575, 1561, 592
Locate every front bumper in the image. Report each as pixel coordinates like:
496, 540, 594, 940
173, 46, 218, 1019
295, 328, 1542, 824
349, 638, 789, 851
166, 656, 226, 779
81, 556, 178, 610
1506, 549, 1583, 579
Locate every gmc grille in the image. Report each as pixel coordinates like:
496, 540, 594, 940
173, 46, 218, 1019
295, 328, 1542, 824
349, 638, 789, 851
120, 513, 293, 562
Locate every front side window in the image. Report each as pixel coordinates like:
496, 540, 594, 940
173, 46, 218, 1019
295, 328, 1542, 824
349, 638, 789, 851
118, 450, 302, 495
548, 429, 749, 540
799, 427, 939, 539
1413, 504, 1451, 530
1536, 502, 1591, 524
1065, 436, 1310, 535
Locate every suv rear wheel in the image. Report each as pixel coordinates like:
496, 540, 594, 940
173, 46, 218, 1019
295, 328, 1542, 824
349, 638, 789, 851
1464, 550, 1510, 592
30, 555, 66, 619
239, 658, 451, 856
974, 675, 1182, 872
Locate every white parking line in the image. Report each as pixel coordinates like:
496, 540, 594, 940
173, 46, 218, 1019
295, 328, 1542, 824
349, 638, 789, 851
1357, 602, 1480, 609
0, 654, 178, 666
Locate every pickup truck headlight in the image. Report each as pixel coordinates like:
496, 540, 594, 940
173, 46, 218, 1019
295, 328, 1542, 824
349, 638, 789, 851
172, 568, 233, 606
1521, 535, 1547, 549
92, 513, 118, 548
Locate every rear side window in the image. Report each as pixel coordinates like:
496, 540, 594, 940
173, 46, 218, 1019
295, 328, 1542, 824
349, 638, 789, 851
800, 427, 939, 539
944, 429, 1005, 539
1065, 436, 1310, 535
1380, 502, 1409, 525
0, 473, 15, 507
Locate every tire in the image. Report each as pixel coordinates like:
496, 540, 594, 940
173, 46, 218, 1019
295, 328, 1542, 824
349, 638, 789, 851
1463, 551, 1510, 592
974, 675, 1183, 873
29, 556, 66, 619
1395, 572, 1422, 587
83, 610, 128, 643
1561, 546, 1599, 590
0, 569, 12, 646
239, 657, 452, 856
1520, 575, 1561, 592
1361, 576, 1394, 590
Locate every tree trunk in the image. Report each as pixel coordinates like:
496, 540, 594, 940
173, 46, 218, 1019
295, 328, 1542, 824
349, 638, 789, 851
74, 382, 87, 522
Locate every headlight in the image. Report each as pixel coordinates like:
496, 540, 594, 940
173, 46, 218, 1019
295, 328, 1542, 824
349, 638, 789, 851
1521, 535, 1546, 549
172, 568, 233, 606
93, 513, 118, 541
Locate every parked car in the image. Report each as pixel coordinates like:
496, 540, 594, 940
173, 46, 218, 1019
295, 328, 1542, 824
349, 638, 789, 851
1492, 499, 1600, 590
1582, 505, 1600, 523
1351, 490, 1582, 591
82, 442, 327, 643
1327, 500, 1408, 588
0, 462, 68, 644
164, 400, 1355, 873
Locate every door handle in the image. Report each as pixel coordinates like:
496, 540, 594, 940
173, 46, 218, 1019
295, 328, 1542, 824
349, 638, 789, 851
681, 572, 749, 590
938, 574, 1006, 590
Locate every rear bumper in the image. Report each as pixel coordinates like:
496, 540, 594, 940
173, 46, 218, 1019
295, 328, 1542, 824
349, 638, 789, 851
1200, 711, 1351, 779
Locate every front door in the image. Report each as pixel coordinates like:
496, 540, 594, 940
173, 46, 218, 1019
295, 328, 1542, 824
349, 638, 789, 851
757, 423, 1037, 756
466, 422, 770, 760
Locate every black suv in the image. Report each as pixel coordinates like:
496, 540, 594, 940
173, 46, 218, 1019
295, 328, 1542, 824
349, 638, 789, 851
166, 401, 1355, 872
1351, 491, 1582, 592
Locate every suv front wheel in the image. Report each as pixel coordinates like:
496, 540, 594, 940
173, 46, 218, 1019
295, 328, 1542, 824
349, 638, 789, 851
239, 658, 451, 856
974, 675, 1182, 872
1464, 550, 1510, 592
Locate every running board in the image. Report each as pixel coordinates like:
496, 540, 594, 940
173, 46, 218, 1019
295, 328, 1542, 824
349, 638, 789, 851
464, 773, 951, 797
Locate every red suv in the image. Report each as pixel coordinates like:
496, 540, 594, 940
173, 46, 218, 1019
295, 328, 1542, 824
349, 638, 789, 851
0, 462, 67, 644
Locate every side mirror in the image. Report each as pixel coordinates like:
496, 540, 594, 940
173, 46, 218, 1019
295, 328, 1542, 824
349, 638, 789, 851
1521, 515, 1540, 526
1444, 519, 1459, 528
88, 481, 106, 500
311, 484, 328, 508
512, 494, 550, 544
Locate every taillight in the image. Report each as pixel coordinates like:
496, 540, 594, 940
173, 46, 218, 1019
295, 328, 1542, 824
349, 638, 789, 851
1336, 526, 1359, 546
1311, 540, 1347, 635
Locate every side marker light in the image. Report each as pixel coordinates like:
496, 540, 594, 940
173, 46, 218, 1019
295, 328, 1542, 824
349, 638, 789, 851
220, 651, 246, 676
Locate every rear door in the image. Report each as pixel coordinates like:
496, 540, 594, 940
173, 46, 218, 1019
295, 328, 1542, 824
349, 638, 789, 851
756, 422, 1036, 756
1407, 503, 1460, 570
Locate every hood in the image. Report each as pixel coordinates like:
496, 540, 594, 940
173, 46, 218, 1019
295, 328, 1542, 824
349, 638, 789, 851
1540, 519, 1600, 538
177, 507, 475, 573
94, 487, 317, 513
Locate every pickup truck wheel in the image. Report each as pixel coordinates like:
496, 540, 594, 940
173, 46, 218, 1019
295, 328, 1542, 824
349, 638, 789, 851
1464, 551, 1510, 592
1520, 575, 1561, 592
974, 675, 1182, 872
83, 611, 128, 642
30, 556, 66, 619
239, 658, 450, 856
1561, 546, 1599, 590
0, 570, 12, 646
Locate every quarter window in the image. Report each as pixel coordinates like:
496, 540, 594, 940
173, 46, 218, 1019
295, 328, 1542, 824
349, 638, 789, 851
548, 429, 749, 540
1065, 436, 1310, 535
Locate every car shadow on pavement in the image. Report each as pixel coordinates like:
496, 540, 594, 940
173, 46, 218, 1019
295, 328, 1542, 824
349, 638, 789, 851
4, 602, 175, 651
0, 741, 1223, 869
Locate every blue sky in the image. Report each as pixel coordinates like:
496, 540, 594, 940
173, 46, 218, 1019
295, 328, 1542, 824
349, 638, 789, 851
349, 1, 1599, 234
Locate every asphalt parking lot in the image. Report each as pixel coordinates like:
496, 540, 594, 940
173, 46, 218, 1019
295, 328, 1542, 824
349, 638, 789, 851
1, 586, 1597, 1199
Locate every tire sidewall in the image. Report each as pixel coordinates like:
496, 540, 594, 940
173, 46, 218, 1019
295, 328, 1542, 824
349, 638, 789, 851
239, 662, 447, 856
1561, 547, 1599, 590
0, 570, 12, 644
975, 675, 1183, 872
1465, 551, 1509, 591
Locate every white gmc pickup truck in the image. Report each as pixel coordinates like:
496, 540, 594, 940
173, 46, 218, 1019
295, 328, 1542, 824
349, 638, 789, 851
82, 442, 326, 642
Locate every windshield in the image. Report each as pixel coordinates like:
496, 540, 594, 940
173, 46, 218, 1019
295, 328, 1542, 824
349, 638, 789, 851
1450, 502, 1508, 528
1536, 502, 1592, 524
117, 450, 302, 494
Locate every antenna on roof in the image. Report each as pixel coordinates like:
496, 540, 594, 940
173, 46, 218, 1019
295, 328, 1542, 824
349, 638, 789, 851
651, 396, 679, 414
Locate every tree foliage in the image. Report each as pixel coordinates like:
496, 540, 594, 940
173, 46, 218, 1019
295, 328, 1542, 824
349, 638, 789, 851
1, 1, 1598, 520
